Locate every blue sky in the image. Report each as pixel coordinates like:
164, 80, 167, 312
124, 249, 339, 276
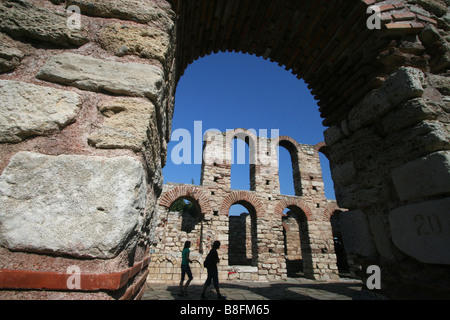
163, 52, 335, 214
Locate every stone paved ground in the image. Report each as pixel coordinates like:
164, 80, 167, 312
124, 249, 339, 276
142, 277, 385, 300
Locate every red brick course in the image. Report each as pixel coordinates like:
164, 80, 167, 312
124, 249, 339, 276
0, 256, 150, 299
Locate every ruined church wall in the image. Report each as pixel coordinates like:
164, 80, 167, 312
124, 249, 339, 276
149, 134, 341, 282
150, 183, 341, 282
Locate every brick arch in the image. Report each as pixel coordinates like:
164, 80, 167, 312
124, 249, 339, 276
169, 0, 428, 126
225, 128, 258, 164
158, 185, 212, 216
322, 202, 345, 221
314, 141, 326, 153
315, 142, 330, 160
219, 191, 264, 217
277, 135, 303, 196
226, 128, 258, 143
278, 136, 301, 154
274, 197, 314, 221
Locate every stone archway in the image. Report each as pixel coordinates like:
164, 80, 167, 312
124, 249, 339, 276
167, 0, 450, 293
0, 0, 449, 299
169, 0, 435, 125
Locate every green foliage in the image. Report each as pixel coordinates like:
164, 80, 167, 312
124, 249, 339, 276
169, 198, 198, 217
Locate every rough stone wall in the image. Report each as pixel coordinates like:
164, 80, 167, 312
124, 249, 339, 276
150, 133, 341, 282
323, 0, 450, 298
0, 0, 449, 300
0, 0, 176, 299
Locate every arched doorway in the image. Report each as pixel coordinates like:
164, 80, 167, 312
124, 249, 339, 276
282, 205, 313, 277
220, 191, 264, 268
158, 184, 213, 254
330, 210, 350, 275
228, 202, 258, 267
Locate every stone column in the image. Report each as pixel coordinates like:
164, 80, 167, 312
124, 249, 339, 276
0, 0, 176, 299
328, 64, 450, 297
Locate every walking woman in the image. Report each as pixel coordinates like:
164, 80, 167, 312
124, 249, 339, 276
179, 241, 193, 296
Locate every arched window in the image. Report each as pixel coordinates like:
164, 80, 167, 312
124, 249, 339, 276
169, 197, 202, 233
278, 147, 294, 195
228, 130, 257, 191
318, 148, 336, 200
230, 136, 251, 191
168, 196, 205, 253
169, 197, 202, 234
278, 138, 302, 196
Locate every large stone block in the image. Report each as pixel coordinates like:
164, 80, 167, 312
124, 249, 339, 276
415, 0, 448, 17
87, 97, 164, 190
348, 67, 425, 132
427, 74, 450, 96
66, 0, 175, 33
323, 125, 345, 147
331, 161, 356, 187
0, 0, 89, 47
88, 97, 158, 151
339, 210, 377, 258
0, 80, 81, 143
36, 53, 165, 105
98, 23, 171, 63
381, 98, 439, 134
0, 34, 24, 73
0, 152, 147, 259
389, 198, 450, 264
391, 150, 450, 201
0, 45, 23, 73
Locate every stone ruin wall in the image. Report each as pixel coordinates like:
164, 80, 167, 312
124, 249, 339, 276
0, 0, 449, 299
148, 132, 343, 283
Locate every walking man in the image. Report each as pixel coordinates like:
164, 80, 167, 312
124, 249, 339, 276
201, 240, 226, 300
